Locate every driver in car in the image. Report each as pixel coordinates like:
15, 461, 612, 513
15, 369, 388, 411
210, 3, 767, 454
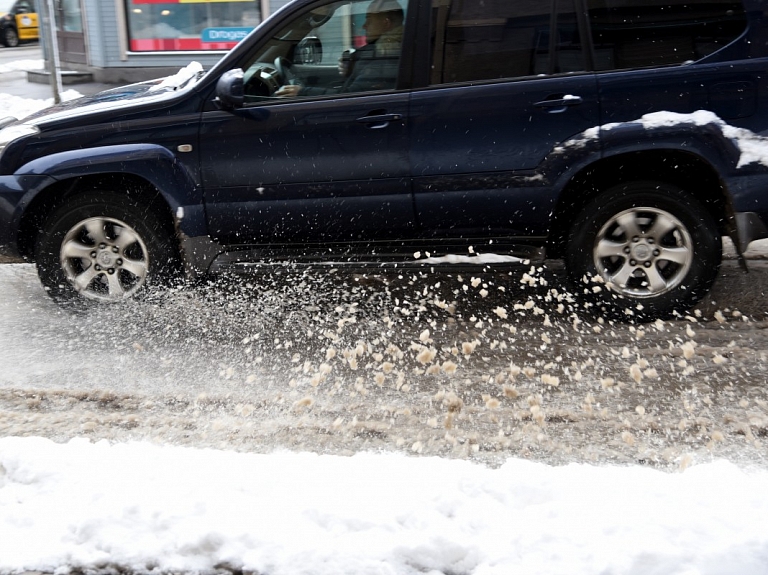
275, 0, 404, 96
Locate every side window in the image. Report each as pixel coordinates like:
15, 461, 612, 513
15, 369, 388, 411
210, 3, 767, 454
430, 0, 585, 85
587, 0, 748, 71
241, 0, 406, 101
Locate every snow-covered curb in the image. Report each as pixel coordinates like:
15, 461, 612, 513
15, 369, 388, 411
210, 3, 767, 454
0, 59, 44, 74
1, 437, 767, 575
0, 91, 83, 122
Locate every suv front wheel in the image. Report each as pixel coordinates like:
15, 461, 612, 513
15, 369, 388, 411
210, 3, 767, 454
2, 27, 19, 48
35, 191, 179, 305
565, 181, 721, 320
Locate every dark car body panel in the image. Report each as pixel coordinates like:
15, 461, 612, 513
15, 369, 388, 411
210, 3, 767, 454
1, 0, 768, 278
199, 92, 413, 243
409, 74, 600, 237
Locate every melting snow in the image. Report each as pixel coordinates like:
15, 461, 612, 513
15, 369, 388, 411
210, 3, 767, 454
623, 110, 768, 168
419, 254, 525, 265
150, 61, 205, 91
561, 109, 768, 168
1, 437, 767, 575
0, 91, 84, 122
0, 59, 44, 74
0, 59, 83, 121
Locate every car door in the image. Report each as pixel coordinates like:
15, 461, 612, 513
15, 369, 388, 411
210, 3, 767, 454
199, 0, 415, 245
586, 0, 753, 124
409, 0, 600, 239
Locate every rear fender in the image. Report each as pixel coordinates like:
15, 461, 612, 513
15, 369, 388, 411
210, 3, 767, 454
598, 119, 742, 173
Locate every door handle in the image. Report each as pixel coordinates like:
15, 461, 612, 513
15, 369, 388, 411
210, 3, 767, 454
533, 95, 583, 109
356, 113, 403, 128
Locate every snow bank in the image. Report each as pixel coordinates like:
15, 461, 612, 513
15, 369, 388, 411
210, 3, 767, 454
0, 91, 83, 122
0, 59, 81, 121
1, 437, 767, 575
0, 59, 44, 74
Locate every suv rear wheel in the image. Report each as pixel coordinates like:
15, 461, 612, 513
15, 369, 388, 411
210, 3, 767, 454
564, 181, 721, 320
35, 192, 179, 304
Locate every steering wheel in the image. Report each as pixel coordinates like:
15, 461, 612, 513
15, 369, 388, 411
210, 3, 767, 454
274, 57, 298, 86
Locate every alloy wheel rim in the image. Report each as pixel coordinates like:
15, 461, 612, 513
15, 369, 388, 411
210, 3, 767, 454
59, 217, 149, 302
592, 207, 693, 299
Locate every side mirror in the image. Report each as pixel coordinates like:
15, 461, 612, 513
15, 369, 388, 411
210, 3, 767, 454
215, 68, 244, 110
295, 36, 323, 64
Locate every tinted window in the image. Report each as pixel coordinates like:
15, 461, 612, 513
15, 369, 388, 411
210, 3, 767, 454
587, 0, 748, 71
430, 0, 585, 85
242, 0, 406, 98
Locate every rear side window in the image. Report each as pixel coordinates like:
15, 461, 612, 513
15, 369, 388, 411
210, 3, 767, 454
587, 0, 748, 71
429, 0, 586, 85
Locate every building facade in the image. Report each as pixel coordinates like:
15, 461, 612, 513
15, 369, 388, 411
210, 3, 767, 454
55, 0, 291, 83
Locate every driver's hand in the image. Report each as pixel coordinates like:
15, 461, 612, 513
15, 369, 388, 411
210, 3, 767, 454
274, 84, 302, 97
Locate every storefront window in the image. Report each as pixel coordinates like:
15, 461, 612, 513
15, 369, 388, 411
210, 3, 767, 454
126, 0, 261, 52
60, 0, 83, 33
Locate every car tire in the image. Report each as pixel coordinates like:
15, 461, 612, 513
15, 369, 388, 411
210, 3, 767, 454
3, 27, 18, 48
35, 192, 180, 305
564, 181, 721, 320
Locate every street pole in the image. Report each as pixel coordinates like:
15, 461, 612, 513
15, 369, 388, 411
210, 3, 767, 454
42, 0, 63, 103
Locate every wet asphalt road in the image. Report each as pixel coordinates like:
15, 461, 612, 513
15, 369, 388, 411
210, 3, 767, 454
1, 255, 767, 471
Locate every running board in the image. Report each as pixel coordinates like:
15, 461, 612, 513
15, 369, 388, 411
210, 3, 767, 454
208, 242, 546, 274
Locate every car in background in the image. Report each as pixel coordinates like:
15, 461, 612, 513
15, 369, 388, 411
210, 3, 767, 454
0, 0, 37, 47
0, 0, 767, 321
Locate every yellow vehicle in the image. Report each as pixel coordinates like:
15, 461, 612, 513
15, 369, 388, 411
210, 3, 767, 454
0, 0, 37, 47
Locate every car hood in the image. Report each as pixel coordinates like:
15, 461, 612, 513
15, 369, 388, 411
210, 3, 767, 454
18, 62, 205, 127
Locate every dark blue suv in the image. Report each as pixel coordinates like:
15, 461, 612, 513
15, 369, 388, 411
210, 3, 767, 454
0, 0, 765, 319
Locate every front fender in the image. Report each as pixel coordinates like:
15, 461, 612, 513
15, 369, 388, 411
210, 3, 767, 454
18, 143, 197, 202
16, 143, 205, 238
0, 173, 56, 258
